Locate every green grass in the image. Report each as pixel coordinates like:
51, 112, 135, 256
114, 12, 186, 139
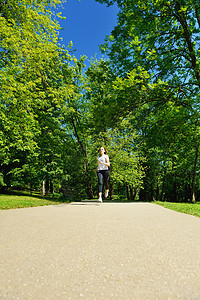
154, 201, 200, 218
2, 192, 200, 217
0, 192, 69, 210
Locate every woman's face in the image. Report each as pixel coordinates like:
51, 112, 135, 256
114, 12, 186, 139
100, 147, 105, 155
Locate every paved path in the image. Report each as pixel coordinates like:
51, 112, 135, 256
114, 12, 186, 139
1, 202, 200, 300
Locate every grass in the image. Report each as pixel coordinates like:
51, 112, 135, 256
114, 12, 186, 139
154, 201, 200, 218
0, 192, 69, 210
1, 191, 200, 217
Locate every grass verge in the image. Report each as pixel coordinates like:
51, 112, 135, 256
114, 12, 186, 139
154, 201, 200, 218
0, 193, 69, 210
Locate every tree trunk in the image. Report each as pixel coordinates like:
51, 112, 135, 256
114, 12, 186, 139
126, 184, 130, 201
109, 179, 114, 200
130, 185, 133, 200
156, 180, 159, 201
174, 2, 200, 86
85, 158, 94, 199
160, 165, 166, 202
191, 144, 199, 203
174, 181, 178, 202
45, 179, 49, 196
50, 180, 54, 195
87, 175, 94, 199
132, 186, 139, 201
151, 184, 155, 201
71, 117, 94, 199
42, 180, 45, 196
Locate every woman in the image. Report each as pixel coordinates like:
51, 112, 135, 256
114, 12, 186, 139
96, 146, 110, 202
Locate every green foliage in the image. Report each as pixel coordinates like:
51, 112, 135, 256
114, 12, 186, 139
1, 0, 199, 203
85, 58, 117, 132
96, 0, 200, 89
0, 0, 74, 192
0, 173, 5, 186
95, 0, 200, 202
84, 61, 149, 199
106, 117, 145, 187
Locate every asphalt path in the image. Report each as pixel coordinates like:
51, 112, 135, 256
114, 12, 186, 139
1, 202, 200, 299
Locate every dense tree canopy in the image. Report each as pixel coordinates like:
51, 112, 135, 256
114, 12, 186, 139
0, 0, 199, 202
95, 0, 200, 202
97, 0, 200, 85
0, 0, 72, 191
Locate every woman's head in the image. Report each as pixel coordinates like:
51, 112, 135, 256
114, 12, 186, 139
99, 146, 107, 155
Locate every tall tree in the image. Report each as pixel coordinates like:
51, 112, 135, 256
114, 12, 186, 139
62, 57, 95, 199
0, 0, 71, 190
95, 0, 200, 202
85, 60, 147, 200
96, 0, 200, 89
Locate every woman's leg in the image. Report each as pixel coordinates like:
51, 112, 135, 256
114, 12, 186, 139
97, 171, 103, 201
103, 170, 109, 197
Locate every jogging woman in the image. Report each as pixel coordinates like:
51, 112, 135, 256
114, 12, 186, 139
96, 146, 110, 202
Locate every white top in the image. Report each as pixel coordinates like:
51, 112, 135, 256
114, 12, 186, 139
97, 154, 109, 171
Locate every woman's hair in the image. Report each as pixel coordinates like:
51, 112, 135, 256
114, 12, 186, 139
100, 146, 107, 154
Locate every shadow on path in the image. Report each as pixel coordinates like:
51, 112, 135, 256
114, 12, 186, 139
70, 200, 149, 206
70, 202, 100, 206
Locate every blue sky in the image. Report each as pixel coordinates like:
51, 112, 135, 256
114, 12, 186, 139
57, 0, 118, 63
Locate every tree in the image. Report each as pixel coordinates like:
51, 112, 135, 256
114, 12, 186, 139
96, 0, 200, 89
85, 58, 117, 133
85, 60, 147, 200
95, 0, 200, 202
127, 89, 200, 202
62, 57, 96, 199
0, 0, 72, 191
106, 117, 145, 201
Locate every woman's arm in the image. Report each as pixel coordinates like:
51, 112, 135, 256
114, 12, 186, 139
104, 155, 110, 167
